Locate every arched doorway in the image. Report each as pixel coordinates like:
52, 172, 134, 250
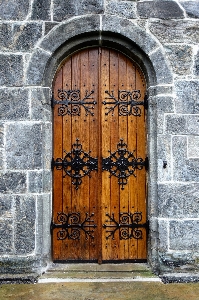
51, 47, 148, 263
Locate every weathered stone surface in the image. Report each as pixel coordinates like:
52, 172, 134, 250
0, 0, 29, 20
158, 183, 199, 218
26, 48, 51, 86
40, 15, 100, 53
44, 22, 59, 35
14, 195, 36, 254
158, 219, 169, 251
31, 88, 51, 121
0, 123, 4, 148
180, 1, 199, 19
0, 172, 26, 193
0, 220, 13, 254
0, 23, 12, 50
0, 195, 13, 218
6, 124, 42, 170
36, 194, 51, 255
0, 150, 3, 170
53, 0, 104, 21
157, 134, 172, 181
42, 123, 52, 170
149, 20, 199, 44
187, 115, 199, 135
149, 48, 173, 84
42, 170, 51, 193
164, 45, 193, 76
0, 89, 29, 120
166, 115, 187, 135
188, 136, 199, 158
170, 220, 199, 250
105, 1, 136, 19
31, 0, 51, 20
0, 55, 23, 86
28, 171, 43, 193
102, 15, 159, 54
12, 23, 42, 51
175, 81, 199, 114
137, 1, 184, 19
194, 50, 199, 77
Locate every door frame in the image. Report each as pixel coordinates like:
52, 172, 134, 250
26, 15, 171, 272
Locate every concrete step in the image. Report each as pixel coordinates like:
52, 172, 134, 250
39, 263, 161, 283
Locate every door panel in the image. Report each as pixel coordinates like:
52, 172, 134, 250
52, 48, 147, 262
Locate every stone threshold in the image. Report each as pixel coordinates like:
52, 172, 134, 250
38, 263, 161, 283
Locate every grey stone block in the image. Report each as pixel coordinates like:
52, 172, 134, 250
102, 15, 158, 54
166, 115, 187, 135
25, 48, 52, 86
0, 0, 29, 21
194, 50, 199, 77
0, 172, 26, 193
42, 123, 52, 170
28, 171, 43, 193
0, 220, 13, 254
180, 1, 199, 19
165, 45, 193, 76
170, 220, 199, 250
0, 89, 29, 121
12, 23, 42, 51
0, 150, 3, 170
156, 96, 174, 134
6, 123, 42, 170
14, 195, 36, 254
43, 170, 51, 193
157, 134, 172, 181
158, 183, 199, 218
175, 81, 199, 114
0, 123, 4, 148
0, 195, 13, 218
172, 135, 187, 181
30, 88, 51, 121
158, 219, 169, 251
187, 115, 199, 135
40, 15, 100, 53
31, 0, 51, 20
137, 1, 184, 19
149, 20, 199, 44
149, 48, 173, 85
0, 23, 12, 50
0, 55, 23, 86
188, 136, 199, 158
105, 1, 137, 19
53, 0, 104, 21
44, 22, 59, 35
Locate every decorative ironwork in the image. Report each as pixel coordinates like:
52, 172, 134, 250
51, 212, 97, 240
102, 139, 148, 190
52, 139, 98, 189
52, 89, 97, 116
102, 90, 147, 116
103, 212, 148, 240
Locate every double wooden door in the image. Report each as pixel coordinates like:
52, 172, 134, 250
52, 48, 148, 262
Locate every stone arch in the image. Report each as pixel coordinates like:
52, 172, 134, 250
25, 14, 173, 272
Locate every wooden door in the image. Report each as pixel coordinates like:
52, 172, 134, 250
51, 48, 148, 262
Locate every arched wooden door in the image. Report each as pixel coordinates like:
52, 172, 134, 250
51, 48, 148, 262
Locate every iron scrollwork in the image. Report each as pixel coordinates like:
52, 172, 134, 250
103, 212, 147, 240
102, 90, 147, 116
102, 139, 148, 190
51, 212, 97, 240
52, 89, 97, 116
52, 139, 98, 189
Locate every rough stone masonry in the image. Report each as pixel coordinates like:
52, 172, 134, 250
0, 0, 199, 282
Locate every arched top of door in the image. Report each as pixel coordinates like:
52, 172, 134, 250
25, 15, 173, 88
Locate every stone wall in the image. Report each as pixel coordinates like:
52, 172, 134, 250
0, 0, 199, 278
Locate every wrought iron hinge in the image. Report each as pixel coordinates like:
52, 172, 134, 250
144, 157, 149, 171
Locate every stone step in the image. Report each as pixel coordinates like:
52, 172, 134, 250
39, 263, 160, 282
